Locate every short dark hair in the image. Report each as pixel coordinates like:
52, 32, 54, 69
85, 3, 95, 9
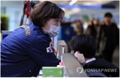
30, 1, 64, 29
104, 12, 113, 18
71, 34, 97, 58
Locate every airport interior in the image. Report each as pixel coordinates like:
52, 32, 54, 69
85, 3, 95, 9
0, 0, 119, 77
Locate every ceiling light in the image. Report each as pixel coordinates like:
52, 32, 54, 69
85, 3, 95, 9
69, 0, 78, 5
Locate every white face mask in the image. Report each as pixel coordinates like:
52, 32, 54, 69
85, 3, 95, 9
43, 24, 60, 37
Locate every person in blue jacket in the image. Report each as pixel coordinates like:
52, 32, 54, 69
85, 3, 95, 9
1, 1, 64, 77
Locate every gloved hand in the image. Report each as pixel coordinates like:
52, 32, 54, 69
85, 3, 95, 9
74, 51, 85, 64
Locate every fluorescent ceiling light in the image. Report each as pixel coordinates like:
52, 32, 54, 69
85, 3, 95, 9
69, 0, 78, 5
82, 1, 111, 5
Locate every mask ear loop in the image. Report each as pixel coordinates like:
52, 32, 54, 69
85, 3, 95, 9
42, 20, 50, 34
43, 19, 49, 29
47, 21, 51, 26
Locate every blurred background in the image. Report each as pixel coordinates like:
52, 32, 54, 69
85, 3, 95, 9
0, 0, 119, 67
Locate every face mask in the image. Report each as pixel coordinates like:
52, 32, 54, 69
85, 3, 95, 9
43, 24, 60, 37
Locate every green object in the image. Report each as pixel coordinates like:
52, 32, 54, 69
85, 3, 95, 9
83, 15, 89, 21
0, 14, 9, 30
42, 67, 64, 77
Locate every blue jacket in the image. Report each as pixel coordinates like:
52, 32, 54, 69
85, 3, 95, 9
1, 22, 60, 77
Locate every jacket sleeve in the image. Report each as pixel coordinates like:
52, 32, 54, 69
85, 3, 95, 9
113, 23, 119, 47
27, 35, 60, 66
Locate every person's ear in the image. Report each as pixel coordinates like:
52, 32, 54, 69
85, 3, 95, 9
42, 19, 47, 26
44, 19, 47, 23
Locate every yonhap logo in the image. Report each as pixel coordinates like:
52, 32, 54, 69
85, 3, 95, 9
76, 66, 84, 74
76, 67, 117, 74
